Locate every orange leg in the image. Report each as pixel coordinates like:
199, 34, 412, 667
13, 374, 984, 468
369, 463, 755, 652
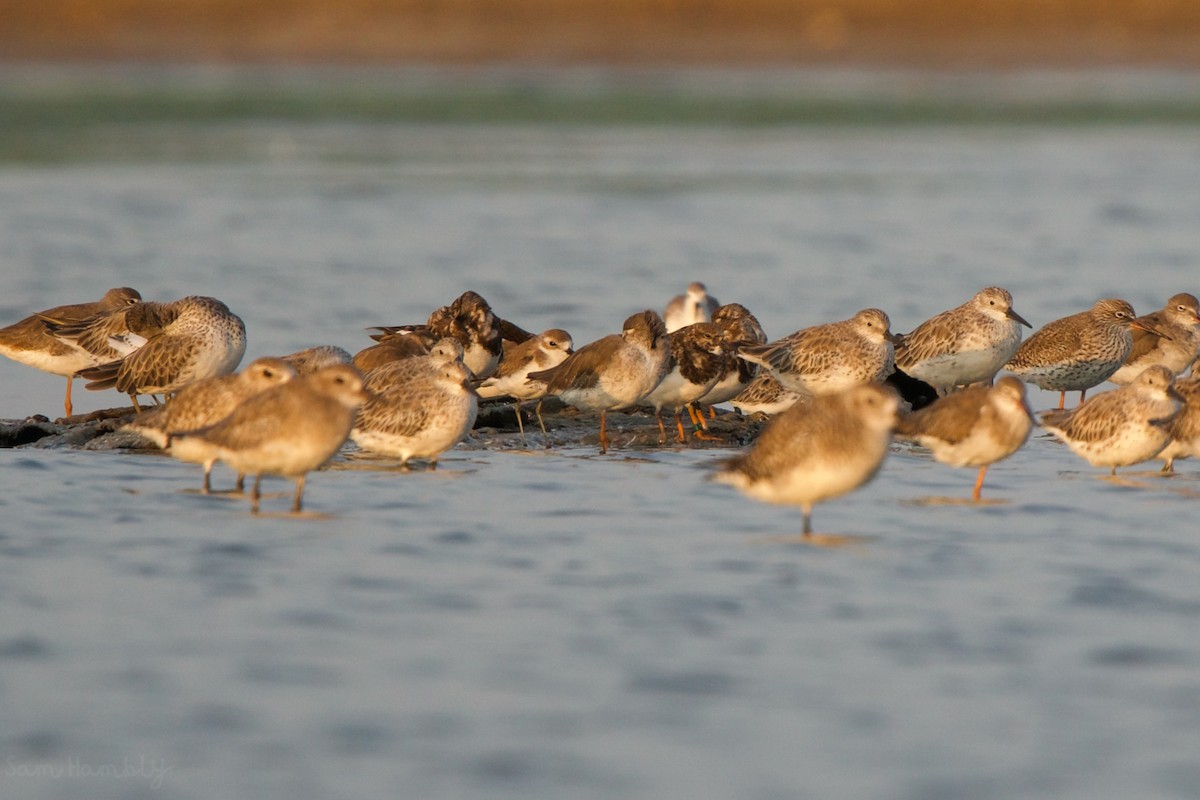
708, 405, 717, 420
1079, 390, 1087, 406
972, 466, 987, 502
63, 375, 74, 418
655, 410, 668, 444
674, 410, 687, 443
292, 476, 306, 513
686, 405, 701, 426
1057, 391, 1066, 410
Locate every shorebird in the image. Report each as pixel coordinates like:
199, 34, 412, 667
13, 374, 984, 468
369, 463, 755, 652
368, 290, 505, 379
352, 360, 478, 468
1005, 298, 1157, 410
895, 287, 1031, 395
528, 310, 671, 454
1109, 293, 1200, 385
729, 372, 807, 418
361, 338, 464, 393
353, 330, 437, 373
664, 281, 721, 332
1040, 365, 1183, 476
642, 322, 725, 444
0, 287, 141, 417
171, 364, 368, 513
124, 357, 298, 492
476, 328, 574, 443
61, 296, 247, 411
279, 345, 352, 375
1156, 375, 1200, 473
738, 308, 896, 395
694, 303, 768, 412
712, 383, 900, 537
895, 376, 1034, 501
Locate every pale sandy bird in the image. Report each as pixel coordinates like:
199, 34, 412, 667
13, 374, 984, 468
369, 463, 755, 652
1157, 375, 1200, 473
895, 376, 1034, 501
476, 328, 574, 443
1040, 365, 1183, 476
1004, 298, 1155, 410
171, 364, 368, 513
368, 290, 508, 379
124, 357, 297, 493
664, 281, 721, 332
62, 296, 247, 412
712, 383, 900, 537
695, 303, 768, 411
642, 322, 726, 444
280, 345, 352, 375
729, 372, 807, 417
0, 287, 141, 417
738, 308, 897, 395
896, 287, 1031, 395
1109, 293, 1200, 385
528, 310, 671, 454
352, 360, 478, 468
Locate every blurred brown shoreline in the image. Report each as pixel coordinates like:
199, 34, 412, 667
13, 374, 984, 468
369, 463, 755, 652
2, 0, 1199, 68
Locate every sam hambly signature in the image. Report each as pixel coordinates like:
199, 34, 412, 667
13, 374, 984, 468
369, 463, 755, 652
5, 756, 173, 789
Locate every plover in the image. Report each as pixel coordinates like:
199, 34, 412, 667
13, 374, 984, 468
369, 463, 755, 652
476, 328, 574, 443
712, 383, 900, 537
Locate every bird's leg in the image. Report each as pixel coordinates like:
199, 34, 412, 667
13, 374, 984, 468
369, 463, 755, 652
674, 409, 687, 444
63, 376, 73, 418
235, 472, 245, 494
513, 400, 527, 447
599, 410, 609, 454
972, 466, 987, 503
292, 476, 306, 513
534, 398, 550, 446
131, 394, 143, 413
251, 475, 262, 513
802, 507, 813, 537
655, 410, 667, 445
1057, 391, 1066, 410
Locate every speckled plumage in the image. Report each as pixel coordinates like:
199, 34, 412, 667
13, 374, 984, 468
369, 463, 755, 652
528, 310, 670, 454
895, 376, 1034, 500
695, 303, 768, 408
1109, 293, 1200, 385
352, 360, 478, 467
361, 338, 464, 394
0, 287, 142, 417
1004, 298, 1148, 409
368, 290, 504, 379
895, 287, 1031, 393
1157, 375, 1200, 472
712, 383, 900, 536
1041, 365, 1182, 475
65, 296, 247, 410
172, 364, 368, 513
729, 371, 807, 417
353, 329, 437, 373
642, 322, 725, 443
738, 308, 896, 395
664, 281, 721, 332
125, 357, 297, 492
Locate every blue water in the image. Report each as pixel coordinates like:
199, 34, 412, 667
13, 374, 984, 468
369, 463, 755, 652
2, 69, 1200, 799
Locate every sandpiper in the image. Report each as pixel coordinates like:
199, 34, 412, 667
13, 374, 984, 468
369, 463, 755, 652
1157, 375, 1200, 473
895, 376, 1034, 501
172, 364, 368, 513
1004, 298, 1156, 410
729, 372, 807, 417
695, 303, 768, 411
895, 287, 1031, 395
125, 357, 297, 492
664, 281, 721, 332
352, 360, 478, 468
738, 308, 896, 395
1109, 293, 1200, 385
476, 329, 574, 443
0, 287, 141, 417
642, 321, 726, 444
527, 310, 671, 454
353, 329, 437, 373
712, 383, 900, 537
280, 345, 352, 375
369, 290, 504, 379
362, 338, 464, 393
63, 296, 247, 411
1040, 365, 1183, 476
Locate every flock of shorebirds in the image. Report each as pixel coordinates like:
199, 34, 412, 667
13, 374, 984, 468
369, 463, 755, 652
3, 281, 1200, 533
